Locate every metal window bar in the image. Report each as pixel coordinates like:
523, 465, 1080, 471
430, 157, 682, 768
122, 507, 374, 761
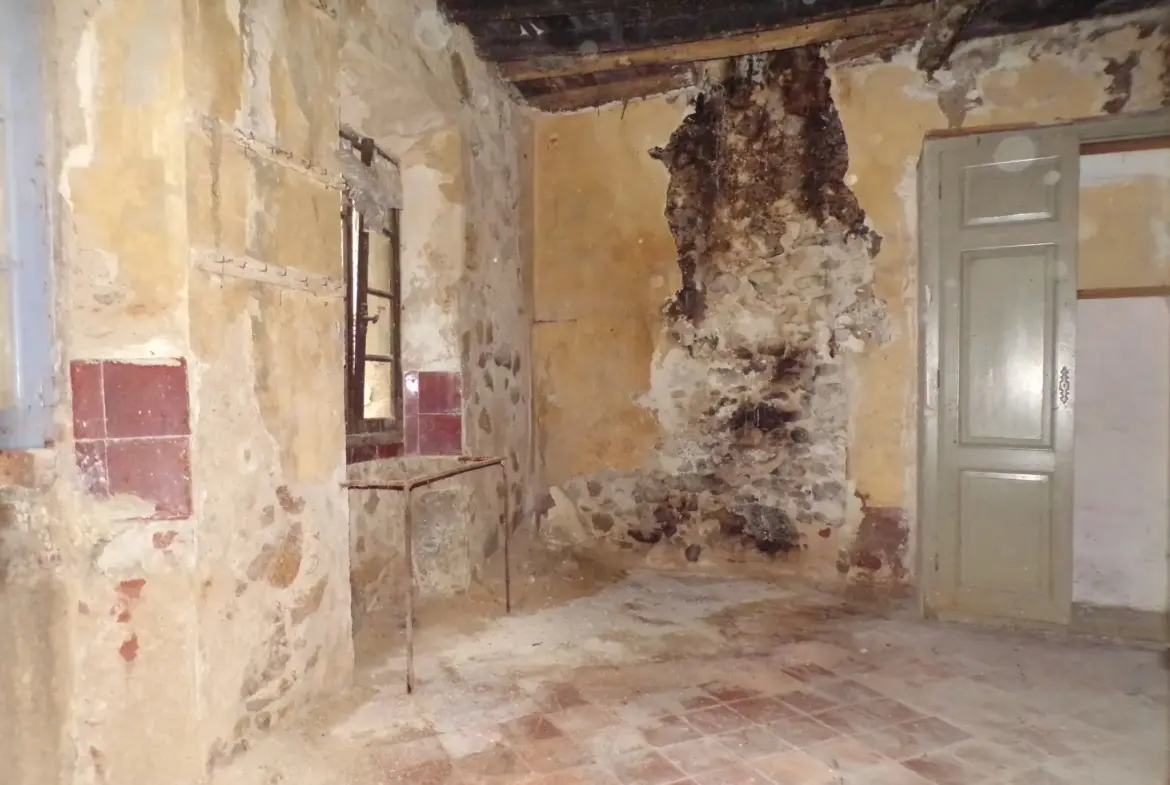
343, 134, 402, 438
0, 0, 53, 449
344, 456, 512, 694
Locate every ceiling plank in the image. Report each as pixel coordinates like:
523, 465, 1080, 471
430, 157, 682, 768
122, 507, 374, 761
520, 67, 696, 112
468, 0, 900, 61
496, 4, 934, 81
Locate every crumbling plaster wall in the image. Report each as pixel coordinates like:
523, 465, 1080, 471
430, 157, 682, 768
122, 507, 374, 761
338, 0, 532, 642
0, 2, 530, 785
534, 11, 1170, 587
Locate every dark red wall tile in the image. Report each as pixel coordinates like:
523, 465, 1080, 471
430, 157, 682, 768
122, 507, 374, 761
404, 372, 420, 417
75, 440, 109, 497
346, 442, 404, 464
70, 361, 106, 439
104, 361, 190, 438
418, 371, 461, 414
417, 414, 462, 455
106, 437, 192, 519
404, 415, 420, 455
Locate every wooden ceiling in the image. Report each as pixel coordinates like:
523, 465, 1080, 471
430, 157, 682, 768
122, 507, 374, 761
437, 0, 1167, 111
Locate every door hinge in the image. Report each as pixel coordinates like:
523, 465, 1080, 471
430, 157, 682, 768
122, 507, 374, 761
935, 369, 941, 391
934, 553, 940, 572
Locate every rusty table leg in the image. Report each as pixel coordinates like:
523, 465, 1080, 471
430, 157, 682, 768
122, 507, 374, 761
503, 464, 512, 615
404, 484, 416, 694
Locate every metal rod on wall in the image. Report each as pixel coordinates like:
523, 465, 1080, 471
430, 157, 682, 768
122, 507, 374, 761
345, 455, 511, 694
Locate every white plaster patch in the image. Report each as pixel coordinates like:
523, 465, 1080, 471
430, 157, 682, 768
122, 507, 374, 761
59, 21, 99, 203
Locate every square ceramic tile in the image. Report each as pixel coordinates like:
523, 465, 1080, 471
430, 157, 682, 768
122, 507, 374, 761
659, 737, 740, 775
635, 713, 703, 748
103, 360, 190, 438
903, 751, 991, 785
105, 437, 192, 519
607, 750, 686, 785
70, 361, 105, 439
752, 749, 838, 785
684, 706, 752, 735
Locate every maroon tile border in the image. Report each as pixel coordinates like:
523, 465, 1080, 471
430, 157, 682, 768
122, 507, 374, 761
346, 442, 403, 464
418, 371, 461, 414
350, 370, 462, 461
70, 359, 193, 520
408, 370, 461, 455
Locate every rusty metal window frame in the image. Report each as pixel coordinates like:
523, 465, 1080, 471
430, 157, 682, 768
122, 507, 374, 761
343, 134, 402, 445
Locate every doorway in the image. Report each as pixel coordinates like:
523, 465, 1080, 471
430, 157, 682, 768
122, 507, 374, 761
917, 111, 1170, 632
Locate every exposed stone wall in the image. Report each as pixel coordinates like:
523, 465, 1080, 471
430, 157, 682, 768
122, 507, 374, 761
0, 3, 528, 785
348, 457, 506, 632
534, 10, 1170, 587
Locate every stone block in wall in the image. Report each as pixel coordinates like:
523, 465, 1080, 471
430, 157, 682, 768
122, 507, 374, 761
70, 360, 193, 519
404, 371, 462, 455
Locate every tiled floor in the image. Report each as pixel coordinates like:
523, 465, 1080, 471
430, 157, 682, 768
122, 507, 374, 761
219, 570, 1169, 785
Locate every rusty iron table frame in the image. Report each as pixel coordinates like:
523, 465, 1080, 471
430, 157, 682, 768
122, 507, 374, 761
344, 455, 510, 694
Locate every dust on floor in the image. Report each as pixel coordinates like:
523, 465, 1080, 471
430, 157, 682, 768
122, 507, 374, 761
214, 563, 1169, 785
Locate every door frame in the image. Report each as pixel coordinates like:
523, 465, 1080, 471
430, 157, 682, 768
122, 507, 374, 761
917, 109, 1170, 626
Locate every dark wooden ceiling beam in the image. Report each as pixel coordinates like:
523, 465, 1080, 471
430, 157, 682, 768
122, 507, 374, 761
916, 0, 992, 75
520, 66, 697, 112
496, 4, 934, 81
465, 0, 911, 61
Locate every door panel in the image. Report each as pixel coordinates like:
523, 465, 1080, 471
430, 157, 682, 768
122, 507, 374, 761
934, 128, 1078, 625
959, 246, 1055, 447
958, 471, 1052, 596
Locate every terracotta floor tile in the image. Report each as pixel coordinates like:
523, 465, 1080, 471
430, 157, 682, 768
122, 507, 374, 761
811, 678, 885, 704
453, 743, 532, 779
724, 696, 800, 725
515, 737, 594, 774
764, 714, 840, 748
684, 706, 752, 735
857, 762, 936, 785
503, 714, 566, 743
752, 749, 838, 785
1005, 767, 1074, 785
531, 765, 625, 785
607, 750, 687, 785
903, 751, 991, 785
856, 698, 926, 726
375, 735, 450, 773
637, 713, 703, 747
247, 570, 1166, 785
778, 690, 837, 715
896, 716, 972, 749
533, 684, 592, 714
549, 706, 621, 735
781, 663, 835, 683
810, 704, 888, 735
701, 681, 763, 704
659, 737, 740, 774
647, 687, 722, 714
690, 763, 774, 785
579, 725, 650, 762
716, 725, 789, 760
949, 738, 1035, 776
805, 736, 889, 775
383, 758, 461, 785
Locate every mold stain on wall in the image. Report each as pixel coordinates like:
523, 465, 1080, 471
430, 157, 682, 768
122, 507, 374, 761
548, 48, 890, 570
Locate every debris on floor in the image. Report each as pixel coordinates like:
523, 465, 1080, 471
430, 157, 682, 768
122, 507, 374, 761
215, 562, 1169, 785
